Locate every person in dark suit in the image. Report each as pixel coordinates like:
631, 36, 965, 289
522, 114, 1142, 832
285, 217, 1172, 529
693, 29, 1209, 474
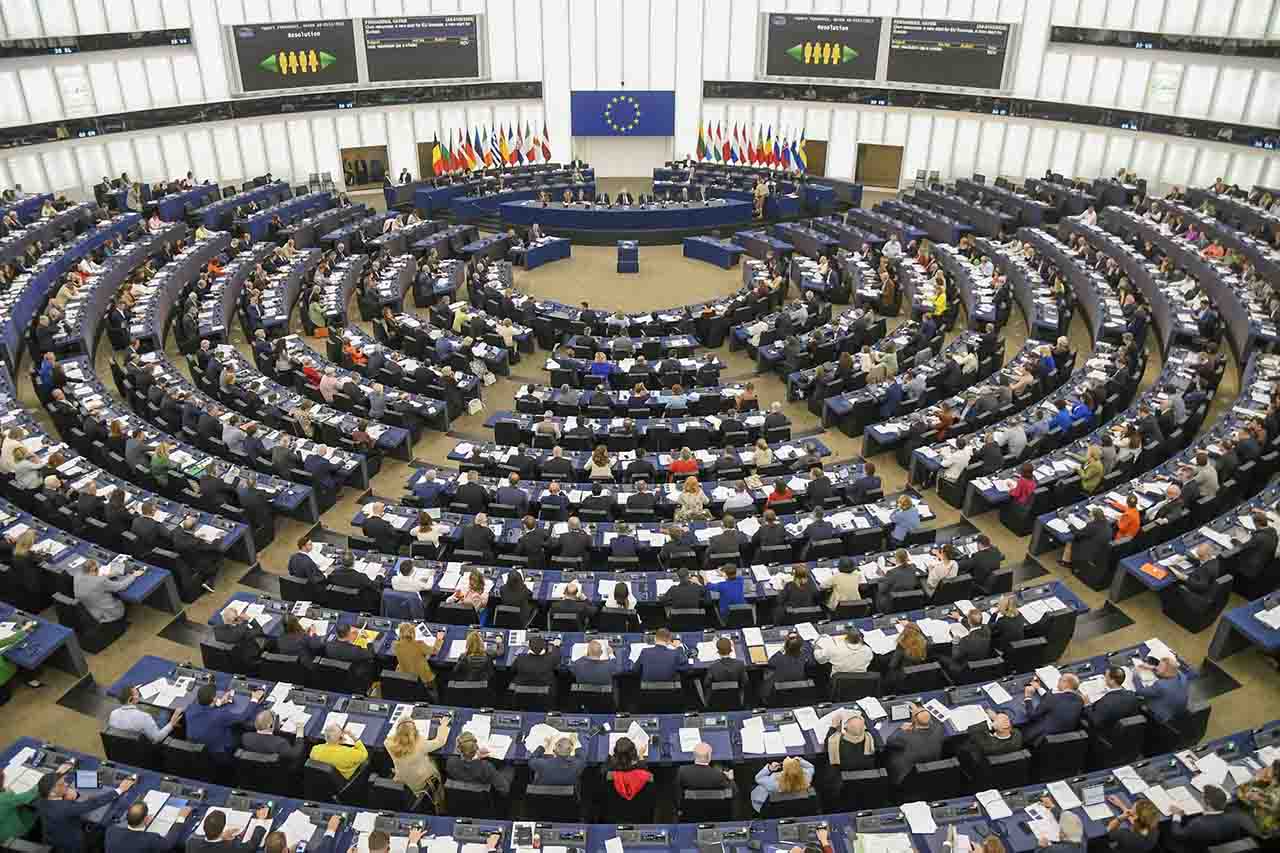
240, 709, 307, 768
581, 484, 614, 515
569, 638, 617, 684
555, 516, 593, 558
75, 480, 104, 521
1083, 666, 1142, 734
989, 594, 1028, 651
1020, 672, 1084, 747
1233, 510, 1277, 583
882, 705, 946, 785
460, 513, 497, 558
304, 450, 340, 494
751, 509, 788, 556
551, 581, 597, 630
846, 462, 881, 505
198, 462, 235, 509
702, 637, 747, 693
627, 480, 658, 511
875, 549, 922, 613
936, 608, 991, 682
104, 798, 192, 852
635, 628, 689, 681
453, 471, 490, 513
805, 466, 833, 508
1064, 506, 1112, 569
511, 634, 560, 692
494, 473, 530, 515
676, 742, 734, 795
184, 806, 271, 852
324, 622, 376, 681
235, 472, 273, 531
288, 538, 327, 585
660, 569, 706, 610
1163, 541, 1220, 611
512, 515, 549, 569
956, 534, 1002, 590
802, 509, 837, 558
130, 501, 171, 551
38, 770, 134, 853
214, 604, 267, 672
362, 502, 401, 554
707, 514, 747, 561
1164, 785, 1249, 853
610, 522, 639, 557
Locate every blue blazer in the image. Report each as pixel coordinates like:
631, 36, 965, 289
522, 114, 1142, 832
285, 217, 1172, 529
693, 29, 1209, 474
611, 535, 639, 556
38, 790, 118, 853
184, 700, 258, 756
1136, 672, 1188, 722
1021, 691, 1084, 745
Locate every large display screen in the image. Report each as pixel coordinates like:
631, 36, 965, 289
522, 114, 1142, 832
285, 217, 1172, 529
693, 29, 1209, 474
362, 16, 481, 82
886, 18, 1012, 89
764, 13, 881, 80
232, 20, 359, 92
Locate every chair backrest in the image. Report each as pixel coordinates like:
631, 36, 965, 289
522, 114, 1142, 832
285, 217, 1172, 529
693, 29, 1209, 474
232, 749, 292, 796
909, 757, 964, 800
368, 774, 420, 812
898, 662, 947, 693
834, 768, 890, 811
769, 679, 818, 708
444, 779, 496, 817
761, 789, 820, 819
159, 738, 208, 779
635, 680, 683, 712
830, 671, 881, 702
101, 726, 156, 767
679, 787, 734, 821
379, 669, 430, 702
524, 784, 581, 823
984, 749, 1032, 789
569, 682, 617, 713
381, 589, 426, 619
446, 679, 495, 708
303, 758, 348, 802
1033, 730, 1088, 783
956, 656, 1006, 686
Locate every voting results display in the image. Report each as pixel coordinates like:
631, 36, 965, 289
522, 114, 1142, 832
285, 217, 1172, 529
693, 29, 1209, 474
362, 16, 482, 82
763, 13, 881, 80
886, 18, 1013, 89
231, 20, 359, 92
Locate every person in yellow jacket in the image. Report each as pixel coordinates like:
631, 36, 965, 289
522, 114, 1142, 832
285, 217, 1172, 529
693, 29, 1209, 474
309, 724, 369, 779
932, 284, 947, 318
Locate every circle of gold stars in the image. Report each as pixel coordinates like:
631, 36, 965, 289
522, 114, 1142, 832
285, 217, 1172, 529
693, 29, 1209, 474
604, 95, 642, 133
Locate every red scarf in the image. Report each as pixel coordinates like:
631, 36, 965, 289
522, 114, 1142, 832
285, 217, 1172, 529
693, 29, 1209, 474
610, 768, 651, 800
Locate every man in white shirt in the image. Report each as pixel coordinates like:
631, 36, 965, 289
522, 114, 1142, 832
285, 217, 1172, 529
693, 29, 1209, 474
107, 683, 183, 742
904, 372, 927, 399
390, 562, 432, 593
883, 237, 902, 259
1001, 423, 1028, 458
813, 627, 873, 673
956, 346, 979, 375
722, 482, 755, 512
1183, 451, 1218, 500
940, 437, 973, 482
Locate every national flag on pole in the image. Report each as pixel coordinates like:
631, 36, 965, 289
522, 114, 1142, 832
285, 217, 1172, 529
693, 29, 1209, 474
781, 134, 792, 169
794, 132, 806, 171
696, 121, 706, 160
512, 124, 524, 164
763, 126, 772, 165
462, 129, 476, 170
721, 122, 731, 162
508, 123, 520, 164
772, 132, 781, 168
474, 128, 485, 168
431, 134, 443, 175
489, 128, 500, 165
455, 129, 467, 171
541, 121, 552, 161
525, 122, 536, 162
709, 123, 718, 162
498, 125, 510, 164
747, 128, 756, 165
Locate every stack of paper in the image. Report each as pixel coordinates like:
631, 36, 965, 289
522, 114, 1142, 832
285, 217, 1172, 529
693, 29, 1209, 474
901, 801, 937, 834
976, 789, 1012, 819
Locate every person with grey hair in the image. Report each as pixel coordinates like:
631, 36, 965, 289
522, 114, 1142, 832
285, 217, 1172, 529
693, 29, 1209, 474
559, 383, 581, 408
1033, 801, 1086, 852
764, 400, 789, 430
676, 741, 733, 794
308, 722, 368, 779
529, 731, 587, 786
368, 381, 386, 419
241, 708, 307, 767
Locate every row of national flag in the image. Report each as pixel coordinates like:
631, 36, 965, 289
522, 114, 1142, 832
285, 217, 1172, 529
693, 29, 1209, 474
430, 122, 553, 175
696, 122, 807, 170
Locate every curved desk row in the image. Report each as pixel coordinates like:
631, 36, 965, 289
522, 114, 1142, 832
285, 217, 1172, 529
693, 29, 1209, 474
975, 236, 1066, 341
127, 232, 231, 350
452, 183, 597, 220
1018, 226, 1126, 345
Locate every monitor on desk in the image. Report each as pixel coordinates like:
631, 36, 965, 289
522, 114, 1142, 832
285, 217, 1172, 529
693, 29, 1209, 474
76, 769, 98, 789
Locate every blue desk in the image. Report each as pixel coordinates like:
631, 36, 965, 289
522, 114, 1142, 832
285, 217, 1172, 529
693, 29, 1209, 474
1210, 593, 1280, 659
235, 192, 330, 241
0, 601, 85, 674
194, 181, 289, 229
773, 222, 839, 259
462, 233, 512, 261
501, 200, 754, 231
154, 184, 220, 221
525, 236, 571, 269
683, 236, 745, 268
734, 229, 794, 260
451, 183, 596, 220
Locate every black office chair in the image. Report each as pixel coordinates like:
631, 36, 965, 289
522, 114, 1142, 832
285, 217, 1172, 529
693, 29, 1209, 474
446, 679, 496, 708
493, 604, 534, 629
1087, 716, 1147, 771
368, 774, 429, 813
678, 787, 735, 821
703, 681, 745, 711
760, 789, 821, 818
1033, 730, 1088, 783
830, 672, 881, 701
524, 784, 581, 822
52, 592, 126, 653
980, 749, 1032, 790
601, 776, 656, 821
507, 683, 555, 711
1002, 637, 1049, 672
434, 600, 481, 625
380, 669, 432, 702
100, 727, 157, 769
158, 738, 209, 782
831, 767, 890, 811
303, 757, 370, 805
897, 662, 947, 693
768, 679, 818, 708
199, 639, 240, 674
905, 757, 965, 800
569, 682, 618, 713
444, 780, 495, 817
257, 653, 302, 684
232, 750, 296, 796
952, 657, 1006, 686
634, 680, 683, 712
315, 657, 372, 696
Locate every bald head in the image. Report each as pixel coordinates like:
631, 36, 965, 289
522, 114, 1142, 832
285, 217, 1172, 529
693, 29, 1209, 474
692, 743, 712, 764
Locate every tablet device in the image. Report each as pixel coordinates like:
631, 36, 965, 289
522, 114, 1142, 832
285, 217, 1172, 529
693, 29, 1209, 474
75, 770, 98, 790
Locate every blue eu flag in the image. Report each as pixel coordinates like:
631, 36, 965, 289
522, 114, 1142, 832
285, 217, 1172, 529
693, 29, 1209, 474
570, 90, 676, 137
